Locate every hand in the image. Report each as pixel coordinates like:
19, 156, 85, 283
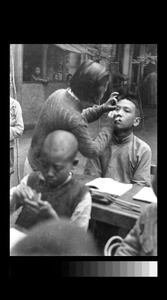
38, 200, 60, 220
24, 196, 59, 220
103, 92, 119, 112
107, 110, 117, 122
13, 184, 35, 207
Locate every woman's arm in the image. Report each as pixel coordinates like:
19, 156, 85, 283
82, 93, 118, 123
82, 105, 107, 123
71, 115, 114, 158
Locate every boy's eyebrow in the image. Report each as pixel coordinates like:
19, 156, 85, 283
53, 163, 62, 167
117, 104, 132, 110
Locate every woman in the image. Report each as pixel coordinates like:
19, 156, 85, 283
24, 60, 118, 175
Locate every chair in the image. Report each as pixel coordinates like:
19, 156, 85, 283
104, 235, 123, 256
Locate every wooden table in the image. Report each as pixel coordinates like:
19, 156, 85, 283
76, 174, 149, 230
91, 184, 146, 230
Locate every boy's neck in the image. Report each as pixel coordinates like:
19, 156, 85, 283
114, 128, 133, 140
47, 172, 72, 189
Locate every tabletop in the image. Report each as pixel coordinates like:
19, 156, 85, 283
76, 174, 151, 230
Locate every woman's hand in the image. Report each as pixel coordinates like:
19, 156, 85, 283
103, 92, 119, 112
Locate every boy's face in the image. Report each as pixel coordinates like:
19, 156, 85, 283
39, 150, 74, 187
113, 99, 140, 131
35, 67, 40, 75
67, 75, 72, 82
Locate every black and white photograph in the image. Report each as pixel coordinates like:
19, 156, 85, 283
9, 44, 157, 276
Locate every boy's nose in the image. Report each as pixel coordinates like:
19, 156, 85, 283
47, 168, 54, 177
116, 109, 123, 117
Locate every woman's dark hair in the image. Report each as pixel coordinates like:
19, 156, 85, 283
70, 60, 109, 103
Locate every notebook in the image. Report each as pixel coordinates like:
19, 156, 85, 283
86, 177, 132, 196
133, 187, 157, 203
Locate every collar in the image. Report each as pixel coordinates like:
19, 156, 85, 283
38, 171, 73, 188
112, 132, 133, 145
67, 88, 80, 103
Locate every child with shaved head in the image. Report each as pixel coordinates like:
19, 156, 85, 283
11, 219, 100, 256
10, 130, 92, 243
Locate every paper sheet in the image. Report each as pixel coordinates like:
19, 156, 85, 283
133, 187, 157, 203
86, 177, 132, 196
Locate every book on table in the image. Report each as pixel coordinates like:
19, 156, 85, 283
86, 177, 132, 197
86, 178, 143, 211
132, 186, 157, 203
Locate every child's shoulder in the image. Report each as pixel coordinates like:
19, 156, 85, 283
133, 135, 151, 152
71, 175, 90, 193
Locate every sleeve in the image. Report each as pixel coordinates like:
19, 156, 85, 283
84, 157, 102, 177
70, 191, 92, 231
10, 101, 24, 141
71, 117, 113, 158
10, 175, 29, 214
132, 146, 152, 187
81, 104, 106, 123
114, 218, 142, 256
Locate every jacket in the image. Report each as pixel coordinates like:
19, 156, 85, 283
10, 97, 24, 148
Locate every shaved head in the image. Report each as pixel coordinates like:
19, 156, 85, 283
42, 130, 78, 161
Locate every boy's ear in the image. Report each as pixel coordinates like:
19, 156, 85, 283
133, 117, 141, 127
73, 159, 79, 167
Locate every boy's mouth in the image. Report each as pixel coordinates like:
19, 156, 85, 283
46, 177, 56, 184
114, 118, 122, 124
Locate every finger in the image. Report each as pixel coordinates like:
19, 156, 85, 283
22, 185, 34, 200
15, 189, 30, 203
108, 111, 114, 117
37, 193, 42, 201
110, 106, 117, 111
25, 204, 39, 214
32, 191, 41, 202
111, 92, 119, 96
26, 190, 34, 200
112, 96, 118, 101
43, 201, 50, 205
34, 192, 42, 203
24, 198, 39, 209
24, 198, 39, 208
38, 199, 45, 206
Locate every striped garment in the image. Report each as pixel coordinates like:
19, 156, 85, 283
28, 88, 114, 171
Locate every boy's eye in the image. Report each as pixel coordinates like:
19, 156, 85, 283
54, 166, 63, 172
41, 164, 47, 169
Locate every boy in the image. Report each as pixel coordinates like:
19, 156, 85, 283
10, 130, 92, 233
10, 97, 24, 177
11, 219, 100, 256
84, 94, 152, 186
114, 168, 157, 256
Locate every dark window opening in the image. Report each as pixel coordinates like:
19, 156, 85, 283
46, 45, 63, 82
23, 44, 43, 83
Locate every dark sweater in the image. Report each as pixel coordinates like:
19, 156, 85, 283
28, 89, 113, 171
15, 172, 89, 230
